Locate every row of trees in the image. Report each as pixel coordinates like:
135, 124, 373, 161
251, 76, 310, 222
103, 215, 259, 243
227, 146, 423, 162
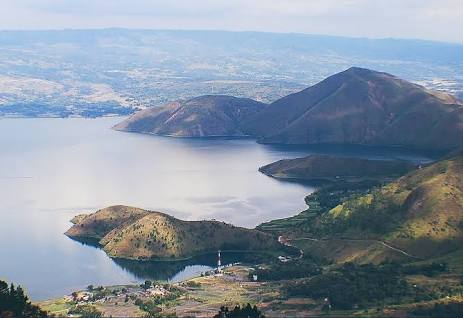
214, 304, 265, 318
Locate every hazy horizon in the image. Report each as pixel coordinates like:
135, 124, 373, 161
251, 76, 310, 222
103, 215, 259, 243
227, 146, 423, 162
1, 0, 462, 44
1, 27, 462, 46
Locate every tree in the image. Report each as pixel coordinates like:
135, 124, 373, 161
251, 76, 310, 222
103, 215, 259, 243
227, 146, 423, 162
70, 305, 102, 318
72, 291, 78, 301
0, 280, 49, 318
141, 280, 152, 290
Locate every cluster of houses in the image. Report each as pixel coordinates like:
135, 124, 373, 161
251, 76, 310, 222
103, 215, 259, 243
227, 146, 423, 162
66, 283, 170, 306
65, 291, 94, 303
141, 284, 169, 298
65, 250, 263, 309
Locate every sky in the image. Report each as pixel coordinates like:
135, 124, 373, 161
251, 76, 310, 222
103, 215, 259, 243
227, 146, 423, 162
1, 0, 462, 43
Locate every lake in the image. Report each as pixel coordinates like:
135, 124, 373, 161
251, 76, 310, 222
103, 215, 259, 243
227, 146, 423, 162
0, 117, 434, 300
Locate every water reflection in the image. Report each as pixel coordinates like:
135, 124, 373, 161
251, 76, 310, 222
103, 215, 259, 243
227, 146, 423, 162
262, 143, 440, 163
70, 238, 272, 282
112, 252, 269, 282
69, 236, 273, 282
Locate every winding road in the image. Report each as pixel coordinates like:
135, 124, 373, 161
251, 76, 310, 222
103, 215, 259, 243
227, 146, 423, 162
279, 235, 421, 260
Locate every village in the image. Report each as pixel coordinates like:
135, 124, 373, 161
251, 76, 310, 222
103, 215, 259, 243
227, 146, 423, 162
40, 269, 272, 317
38, 251, 280, 317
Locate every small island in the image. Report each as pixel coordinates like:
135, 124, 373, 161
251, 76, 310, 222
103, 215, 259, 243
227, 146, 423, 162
66, 205, 283, 260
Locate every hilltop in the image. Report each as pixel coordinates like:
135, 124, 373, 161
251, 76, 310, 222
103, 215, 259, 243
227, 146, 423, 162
113, 95, 266, 137
259, 155, 418, 183
244, 67, 463, 151
259, 152, 463, 264
65, 205, 282, 260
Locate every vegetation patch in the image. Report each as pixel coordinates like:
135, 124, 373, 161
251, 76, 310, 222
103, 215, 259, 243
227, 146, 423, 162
283, 262, 452, 310
0, 280, 49, 318
249, 255, 322, 281
411, 300, 463, 318
213, 303, 266, 318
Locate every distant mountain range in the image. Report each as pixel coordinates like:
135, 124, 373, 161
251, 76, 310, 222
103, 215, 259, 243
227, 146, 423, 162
1, 29, 462, 117
116, 67, 463, 151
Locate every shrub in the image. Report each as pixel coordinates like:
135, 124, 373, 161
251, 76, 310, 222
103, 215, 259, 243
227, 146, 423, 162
185, 281, 201, 288
69, 304, 102, 318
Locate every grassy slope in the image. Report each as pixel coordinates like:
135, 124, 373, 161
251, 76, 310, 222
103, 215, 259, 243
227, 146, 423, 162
66, 205, 282, 260
259, 155, 417, 182
259, 153, 463, 263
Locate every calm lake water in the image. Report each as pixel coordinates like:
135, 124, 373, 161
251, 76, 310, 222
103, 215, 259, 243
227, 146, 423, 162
0, 117, 434, 300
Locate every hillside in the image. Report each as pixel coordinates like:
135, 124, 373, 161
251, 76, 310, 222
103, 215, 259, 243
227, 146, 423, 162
259, 153, 463, 263
113, 95, 266, 137
259, 155, 417, 182
65, 205, 282, 260
243, 67, 463, 151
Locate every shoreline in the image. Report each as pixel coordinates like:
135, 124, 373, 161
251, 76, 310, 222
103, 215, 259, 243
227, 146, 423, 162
67, 233, 291, 262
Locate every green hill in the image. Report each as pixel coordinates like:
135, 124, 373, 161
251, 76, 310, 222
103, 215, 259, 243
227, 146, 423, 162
66, 205, 282, 260
244, 67, 463, 151
113, 95, 266, 137
259, 155, 418, 183
259, 153, 463, 264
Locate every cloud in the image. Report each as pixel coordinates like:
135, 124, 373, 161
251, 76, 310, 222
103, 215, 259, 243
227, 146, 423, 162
0, 0, 462, 43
